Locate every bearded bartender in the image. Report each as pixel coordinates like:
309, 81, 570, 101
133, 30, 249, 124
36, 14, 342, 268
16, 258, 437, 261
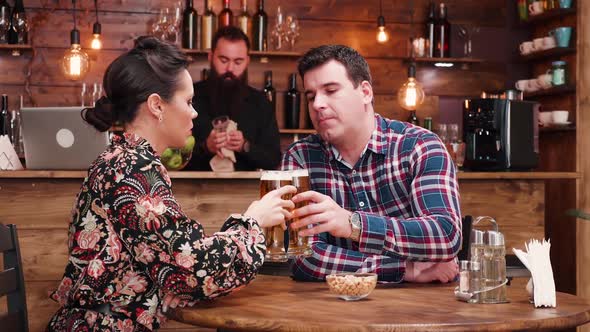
185, 26, 281, 171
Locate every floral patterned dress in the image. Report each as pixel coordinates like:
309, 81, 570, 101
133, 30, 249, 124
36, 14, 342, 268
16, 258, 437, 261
46, 133, 266, 331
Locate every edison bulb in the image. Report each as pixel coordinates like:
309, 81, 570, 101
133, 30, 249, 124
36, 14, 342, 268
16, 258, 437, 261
397, 77, 425, 111
91, 34, 102, 50
62, 44, 90, 80
377, 26, 389, 44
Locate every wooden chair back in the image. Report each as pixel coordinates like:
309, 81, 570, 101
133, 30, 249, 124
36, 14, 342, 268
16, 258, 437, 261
0, 223, 29, 332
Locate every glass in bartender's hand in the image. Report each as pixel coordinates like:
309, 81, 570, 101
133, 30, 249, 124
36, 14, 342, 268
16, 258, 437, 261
260, 170, 293, 262
211, 115, 230, 133
288, 169, 312, 258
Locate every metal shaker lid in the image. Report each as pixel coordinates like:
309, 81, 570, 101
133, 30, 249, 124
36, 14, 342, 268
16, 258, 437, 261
471, 229, 485, 245
484, 230, 505, 246
470, 261, 481, 270
460, 260, 470, 270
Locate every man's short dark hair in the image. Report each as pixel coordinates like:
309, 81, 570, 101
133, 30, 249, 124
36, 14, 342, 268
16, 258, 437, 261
212, 26, 250, 52
297, 45, 372, 87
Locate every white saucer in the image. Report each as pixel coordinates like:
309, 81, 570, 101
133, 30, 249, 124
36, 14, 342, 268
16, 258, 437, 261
549, 121, 572, 126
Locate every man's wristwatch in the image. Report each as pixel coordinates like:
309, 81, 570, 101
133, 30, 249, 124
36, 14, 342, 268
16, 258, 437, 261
348, 212, 362, 242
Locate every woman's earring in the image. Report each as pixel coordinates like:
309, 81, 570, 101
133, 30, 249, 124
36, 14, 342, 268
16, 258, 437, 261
158, 114, 163, 122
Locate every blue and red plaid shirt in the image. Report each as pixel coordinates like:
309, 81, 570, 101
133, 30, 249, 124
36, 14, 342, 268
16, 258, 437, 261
281, 114, 461, 282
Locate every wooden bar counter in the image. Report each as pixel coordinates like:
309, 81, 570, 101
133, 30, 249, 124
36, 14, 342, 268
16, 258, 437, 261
0, 170, 580, 331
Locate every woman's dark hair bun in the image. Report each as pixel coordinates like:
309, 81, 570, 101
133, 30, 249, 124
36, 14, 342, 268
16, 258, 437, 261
134, 36, 161, 51
81, 96, 115, 132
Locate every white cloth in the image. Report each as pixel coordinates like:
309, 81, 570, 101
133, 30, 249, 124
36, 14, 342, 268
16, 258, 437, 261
513, 239, 556, 308
209, 120, 237, 172
0, 135, 24, 170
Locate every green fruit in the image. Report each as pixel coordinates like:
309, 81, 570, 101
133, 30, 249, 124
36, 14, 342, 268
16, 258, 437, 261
161, 148, 174, 160
182, 136, 196, 154
167, 154, 183, 169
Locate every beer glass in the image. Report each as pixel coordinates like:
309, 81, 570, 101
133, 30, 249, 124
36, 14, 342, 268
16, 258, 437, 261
260, 170, 292, 262
288, 169, 312, 258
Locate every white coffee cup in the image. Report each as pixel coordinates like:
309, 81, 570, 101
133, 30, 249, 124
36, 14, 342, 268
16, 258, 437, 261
515, 79, 528, 91
520, 41, 534, 55
529, 1, 544, 15
552, 110, 569, 123
538, 112, 553, 125
543, 36, 556, 50
537, 72, 553, 89
532, 38, 544, 52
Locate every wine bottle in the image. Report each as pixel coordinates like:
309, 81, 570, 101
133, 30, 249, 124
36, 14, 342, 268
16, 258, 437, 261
7, 6, 18, 45
13, 0, 27, 44
182, 0, 199, 49
285, 73, 300, 129
201, 0, 216, 50
425, 2, 435, 58
218, 0, 233, 28
252, 0, 267, 51
236, 0, 251, 37
1, 94, 9, 137
407, 110, 419, 126
263, 70, 276, 114
435, 3, 450, 58
0, 0, 10, 44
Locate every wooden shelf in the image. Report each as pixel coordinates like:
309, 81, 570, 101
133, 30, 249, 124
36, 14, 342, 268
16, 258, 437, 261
1, 170, 580, 180
540, 124, 576, 132
279, 129, 315, 134
0, 44, 33, 56
521, 7, 576, 24
182, 48, 301, 58
524, 84, 575, 98
405, 57, 484, 66
519, 47, 576, 61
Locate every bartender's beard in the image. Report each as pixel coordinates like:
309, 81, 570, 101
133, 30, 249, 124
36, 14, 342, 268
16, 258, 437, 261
208, 67, 248, 117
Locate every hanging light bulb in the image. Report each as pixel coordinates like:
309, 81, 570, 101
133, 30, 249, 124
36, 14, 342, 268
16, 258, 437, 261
376, 0, 389, 44
90, 0, 102, 50
62, 0, 89, 80
397, 62, 425, 111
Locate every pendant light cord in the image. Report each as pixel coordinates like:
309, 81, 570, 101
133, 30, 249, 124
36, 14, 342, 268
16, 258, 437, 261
94, 0, 99, 23
379, 0, 383, 16
72, 0, 77, 30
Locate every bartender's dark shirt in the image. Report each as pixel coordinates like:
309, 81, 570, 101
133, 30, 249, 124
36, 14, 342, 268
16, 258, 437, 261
185, 79, 281, 171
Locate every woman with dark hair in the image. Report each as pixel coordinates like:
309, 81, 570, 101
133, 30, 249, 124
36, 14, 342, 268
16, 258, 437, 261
46, 36, 295, 331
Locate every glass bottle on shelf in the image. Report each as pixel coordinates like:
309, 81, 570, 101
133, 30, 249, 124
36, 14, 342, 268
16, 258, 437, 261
201, 0, 216, 50
236, 0, 250, 37
13, 0, 28, 44
182, 0, 199, 49
285, 73, 300, 129
6, 5, 18, 45
425, 1, 435, 58
92, 83, 103, 107
434, 3, 450, 58
218, 0, 233, 28
80, 83, 87, 107
407, 110, 419, 126
0, 94, 9, 137
252, 0, 267, 51
270, 5, 284, 50
0, 0, 10, 44
263, 70, 276, 114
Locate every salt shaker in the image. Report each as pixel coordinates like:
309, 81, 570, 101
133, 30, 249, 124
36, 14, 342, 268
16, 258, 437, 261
459, 260, 470, 293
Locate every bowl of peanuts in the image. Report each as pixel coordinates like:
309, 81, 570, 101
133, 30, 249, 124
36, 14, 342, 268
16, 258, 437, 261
325, 272, 378, 301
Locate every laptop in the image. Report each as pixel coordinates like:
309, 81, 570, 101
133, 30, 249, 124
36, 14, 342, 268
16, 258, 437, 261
20, 107, 110, 170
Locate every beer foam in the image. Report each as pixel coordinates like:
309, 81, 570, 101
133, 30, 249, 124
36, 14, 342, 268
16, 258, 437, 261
260, 170, 292, 181
292, 169, 309, 177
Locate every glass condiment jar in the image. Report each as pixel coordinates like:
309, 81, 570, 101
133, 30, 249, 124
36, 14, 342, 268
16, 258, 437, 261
551, 60, 567, 86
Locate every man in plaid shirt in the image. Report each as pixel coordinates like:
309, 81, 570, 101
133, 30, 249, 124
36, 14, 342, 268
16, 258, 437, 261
282, 45, 461, 283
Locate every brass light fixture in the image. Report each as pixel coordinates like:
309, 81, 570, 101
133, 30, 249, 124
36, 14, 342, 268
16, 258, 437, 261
376, 0, 389, 43
91, 0, 102, 50
62, 0, 89, 80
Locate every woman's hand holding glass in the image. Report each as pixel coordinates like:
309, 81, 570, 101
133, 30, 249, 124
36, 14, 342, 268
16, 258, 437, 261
245, 185, 296, 229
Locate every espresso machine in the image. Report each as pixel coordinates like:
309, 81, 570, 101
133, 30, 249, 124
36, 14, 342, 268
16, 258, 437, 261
463, 98, 539, 171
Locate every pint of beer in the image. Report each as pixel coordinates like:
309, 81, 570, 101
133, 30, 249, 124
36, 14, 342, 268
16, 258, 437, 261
288, 169, 313, 258
260, 170, 292, 262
